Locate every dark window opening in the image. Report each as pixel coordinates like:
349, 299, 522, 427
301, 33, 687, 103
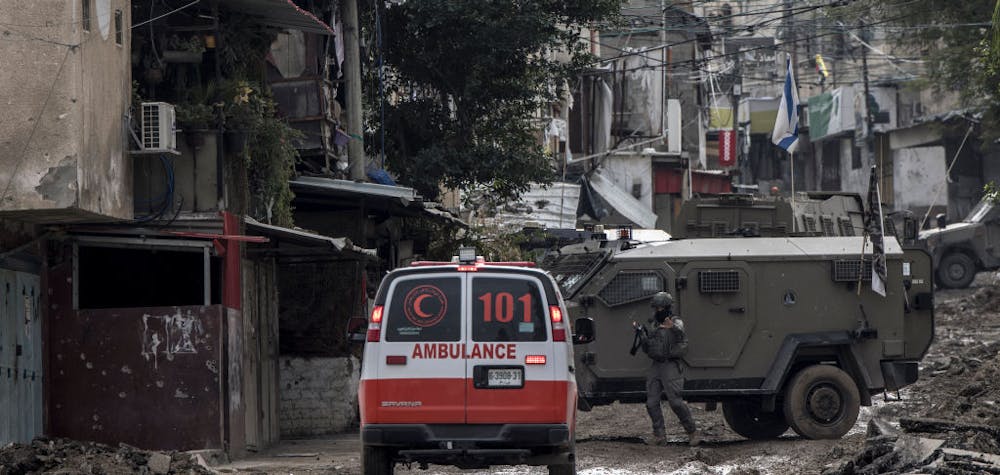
114, 9, 123, 45
852, 145, 862, 169
78, 246, 218, 309
385, 277, 462, 342
473, 277, 546, 342
82, 0, 91, 32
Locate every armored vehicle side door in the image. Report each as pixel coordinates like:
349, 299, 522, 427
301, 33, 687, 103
676, 262, 755, 368
579, 262, 675, 385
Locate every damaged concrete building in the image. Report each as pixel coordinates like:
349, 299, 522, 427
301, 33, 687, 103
0, 0, 459, 459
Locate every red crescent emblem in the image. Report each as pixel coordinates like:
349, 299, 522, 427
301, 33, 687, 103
403, 285, 447, 327
413, 294, 433, 318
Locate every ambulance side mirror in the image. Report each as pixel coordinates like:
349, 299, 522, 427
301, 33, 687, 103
903, 216, 918, 242
347, 317, 367, 344
573, 318, 595, 345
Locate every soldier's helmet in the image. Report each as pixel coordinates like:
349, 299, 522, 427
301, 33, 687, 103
650, 291, 673, 309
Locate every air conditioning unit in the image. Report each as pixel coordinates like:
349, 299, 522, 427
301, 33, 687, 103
140, 102, 177, 153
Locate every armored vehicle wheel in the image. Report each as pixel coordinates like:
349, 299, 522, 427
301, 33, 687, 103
363, 445, 394, 475
782, 365, 860, 440
937, 252, 976, 289
722, 400, 790, 439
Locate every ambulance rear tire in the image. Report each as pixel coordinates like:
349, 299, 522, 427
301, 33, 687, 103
722, 400, 790, 439
363, 445, 394, 475
547, 440, 576, 475
782, 364, 860, 440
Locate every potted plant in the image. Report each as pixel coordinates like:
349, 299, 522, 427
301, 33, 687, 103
162, 34, 206, 63
176, 102, 215, 149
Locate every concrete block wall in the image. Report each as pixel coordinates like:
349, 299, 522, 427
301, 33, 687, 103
279, 356, 359, 437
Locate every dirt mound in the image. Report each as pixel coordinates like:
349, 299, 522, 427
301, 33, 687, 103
936, 283, 1000, 324
0, 438, 212, 475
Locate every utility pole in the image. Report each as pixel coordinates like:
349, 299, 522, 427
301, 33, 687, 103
342, 0, 366, 181
860, 20, 874, 166
732, 52, 742, 182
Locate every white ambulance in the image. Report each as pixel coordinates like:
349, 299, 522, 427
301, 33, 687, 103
358, 248, 578, 474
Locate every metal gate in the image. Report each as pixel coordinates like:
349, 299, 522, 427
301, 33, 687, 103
0, 268, 42, 445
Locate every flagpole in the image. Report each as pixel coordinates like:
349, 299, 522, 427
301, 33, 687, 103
789, 151, 795, 205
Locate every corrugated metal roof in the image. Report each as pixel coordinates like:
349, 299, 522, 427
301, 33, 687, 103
290, 176, 418, 203
587, 171, 658, 229
220, 0, 334, 35
245, 216, 376, 256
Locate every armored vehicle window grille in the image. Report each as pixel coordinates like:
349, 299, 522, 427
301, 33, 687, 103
539, 250, 608, 296
711, 222, 728, 237
838, 217, 856, 236
597, 272, 664, 306
802, 215, 818, 233
883, 218, 897, 236
698, 270, 740, 293
832, 259, 873, 282
821, 216, 837, 236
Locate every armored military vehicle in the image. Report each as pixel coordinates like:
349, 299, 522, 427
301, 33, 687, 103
673, 192, 873, 238
917, 196, 1000, 288
544, 234, 933, 440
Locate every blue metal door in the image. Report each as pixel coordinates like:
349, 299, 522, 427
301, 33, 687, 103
0, 268, 42, 445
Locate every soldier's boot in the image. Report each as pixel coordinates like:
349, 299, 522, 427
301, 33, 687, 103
687, 429, 702, 447
647, 433, 667, 446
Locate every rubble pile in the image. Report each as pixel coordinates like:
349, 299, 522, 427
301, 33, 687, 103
824, 418, 1000, 474
918, 340, 1000, 426
0, 438, 212, 475
935, 284, 1000, 323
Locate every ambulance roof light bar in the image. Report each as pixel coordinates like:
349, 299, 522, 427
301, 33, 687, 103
457, 247, 477, 264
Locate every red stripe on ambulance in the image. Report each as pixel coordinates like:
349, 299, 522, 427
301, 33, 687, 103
361, 379, 574, 425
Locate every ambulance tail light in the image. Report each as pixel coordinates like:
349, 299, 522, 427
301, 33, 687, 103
367, 305, 384, 342
549, 305, 566, 342
525, 355, 547, 365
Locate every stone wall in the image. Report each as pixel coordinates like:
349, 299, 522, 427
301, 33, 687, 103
279, 356, 359, 437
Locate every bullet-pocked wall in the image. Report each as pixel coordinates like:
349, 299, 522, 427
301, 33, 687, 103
0, 0, 132, 221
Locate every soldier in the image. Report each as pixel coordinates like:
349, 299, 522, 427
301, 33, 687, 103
633, 291, 702, 446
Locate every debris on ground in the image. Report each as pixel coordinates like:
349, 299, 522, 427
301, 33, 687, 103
823, 417, 1000, 475
0, 437, 213, 475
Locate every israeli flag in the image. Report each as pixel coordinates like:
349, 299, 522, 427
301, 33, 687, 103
771, 54, 799, 153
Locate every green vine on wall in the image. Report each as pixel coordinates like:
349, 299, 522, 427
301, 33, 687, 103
223, 80, 301, 227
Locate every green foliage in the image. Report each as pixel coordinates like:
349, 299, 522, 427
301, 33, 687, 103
833, 1, 997, 134
175, 102, 214, 130
221, 80, 301, 227
985, 181, 1000, 204
405, 218, 526, 263
369, 0, 619, 202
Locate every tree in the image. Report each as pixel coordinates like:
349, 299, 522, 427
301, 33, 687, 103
830, 1, 997, 134
368, 0, 619, 203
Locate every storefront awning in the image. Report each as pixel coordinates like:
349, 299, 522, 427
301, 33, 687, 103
290, 177, 466, 227
220, 0, 334, 35
245, 217, 376, 257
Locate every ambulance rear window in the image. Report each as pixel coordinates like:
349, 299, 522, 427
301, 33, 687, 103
385, 277, 462, 342
472, 277, 547, 342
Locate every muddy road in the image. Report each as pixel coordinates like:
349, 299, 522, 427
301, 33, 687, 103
236, 273, 1000, 474
5, 274, 999, 474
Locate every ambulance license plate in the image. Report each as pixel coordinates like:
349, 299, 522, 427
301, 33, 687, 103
487, 368, 523, 388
